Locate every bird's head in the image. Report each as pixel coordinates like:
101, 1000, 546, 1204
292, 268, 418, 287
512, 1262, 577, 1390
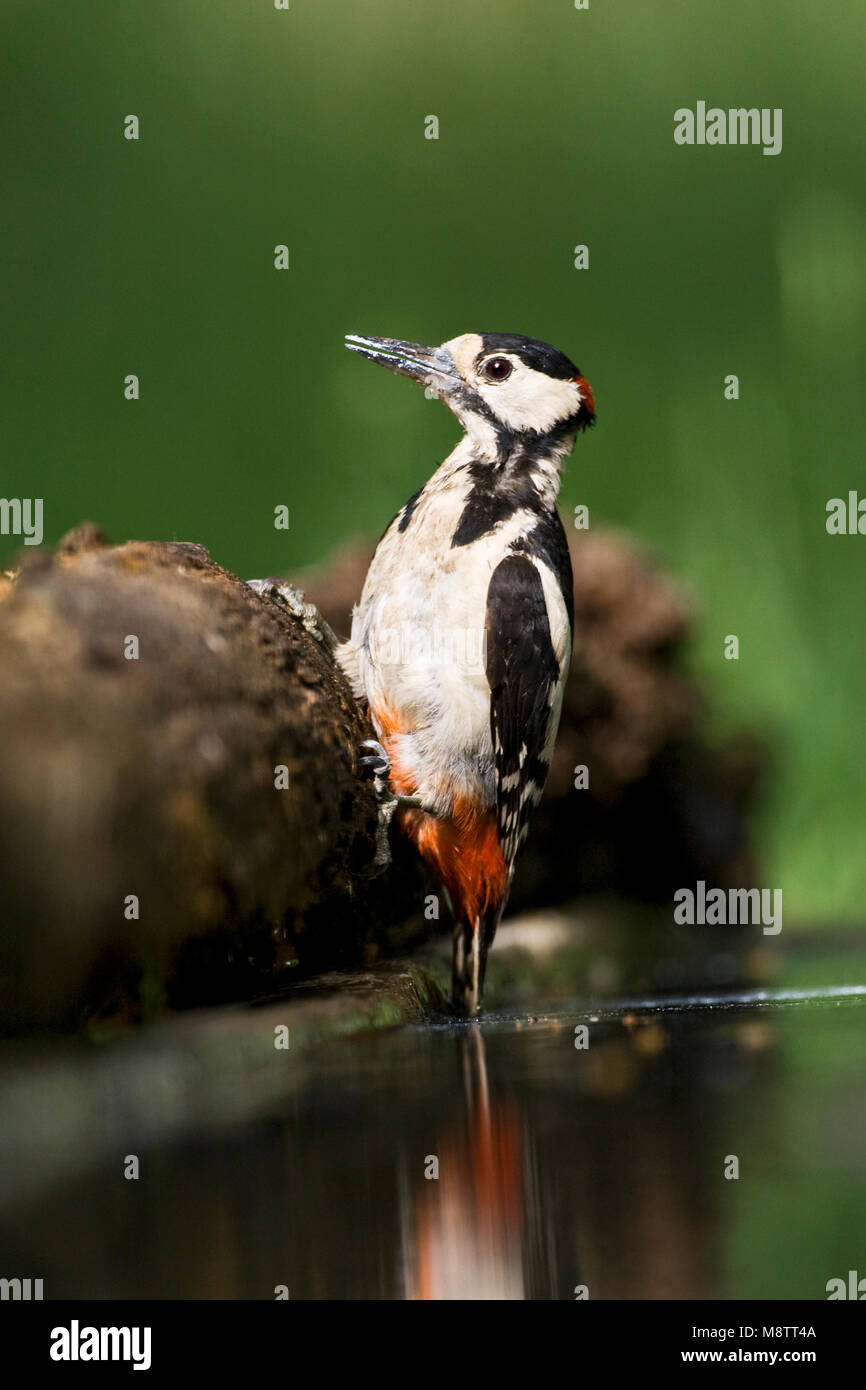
345, 331, 595, 459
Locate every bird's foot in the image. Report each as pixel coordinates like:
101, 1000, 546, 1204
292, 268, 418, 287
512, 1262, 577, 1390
359, 737, 391, 781
358, 739, 437, 869
360, 741, 434, 810
358, 739, 398, 870
246, 578, 339, 654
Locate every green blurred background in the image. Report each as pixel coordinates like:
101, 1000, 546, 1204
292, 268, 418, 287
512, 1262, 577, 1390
2, 0, 864, 922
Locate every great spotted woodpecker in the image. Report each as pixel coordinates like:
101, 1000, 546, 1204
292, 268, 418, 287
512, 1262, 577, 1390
339, 332, 595, 1013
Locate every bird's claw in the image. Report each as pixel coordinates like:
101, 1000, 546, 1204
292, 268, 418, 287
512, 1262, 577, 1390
357, 739, 434, 870
245, 579, 339, 653
359, 738, 391, 780
357, 739, 397, 871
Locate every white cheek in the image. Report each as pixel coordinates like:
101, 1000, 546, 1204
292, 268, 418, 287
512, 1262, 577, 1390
477, 368, 581, 434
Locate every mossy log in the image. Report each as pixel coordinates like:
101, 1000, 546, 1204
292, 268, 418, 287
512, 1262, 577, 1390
0, 526, 427, 1033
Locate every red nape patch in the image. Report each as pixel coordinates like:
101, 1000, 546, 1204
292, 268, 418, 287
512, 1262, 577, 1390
400, 798, 508, 925
575, 375, 595, 422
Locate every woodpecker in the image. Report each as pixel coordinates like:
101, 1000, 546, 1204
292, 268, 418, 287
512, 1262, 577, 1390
339, 332, 595, 1013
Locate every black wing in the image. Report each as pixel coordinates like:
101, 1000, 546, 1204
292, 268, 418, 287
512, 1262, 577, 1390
485, 553, 564, 874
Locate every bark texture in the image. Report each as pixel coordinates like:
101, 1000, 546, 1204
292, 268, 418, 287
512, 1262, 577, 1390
0, 526, 425, 1033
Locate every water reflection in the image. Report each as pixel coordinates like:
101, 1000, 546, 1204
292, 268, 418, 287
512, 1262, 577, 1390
401, 1028, 525, 1299
1, 990, 864, 1298
396, 1013, 773, 1300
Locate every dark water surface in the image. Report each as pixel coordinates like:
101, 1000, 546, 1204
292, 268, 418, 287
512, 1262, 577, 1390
2, 980, 864, 1300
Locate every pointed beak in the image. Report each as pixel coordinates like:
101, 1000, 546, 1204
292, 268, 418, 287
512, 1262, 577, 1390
345, 334, 459, 394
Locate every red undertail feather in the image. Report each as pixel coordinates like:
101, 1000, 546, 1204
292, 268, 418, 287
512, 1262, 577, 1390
400, 800, 508, 925
370, 700, 508, 923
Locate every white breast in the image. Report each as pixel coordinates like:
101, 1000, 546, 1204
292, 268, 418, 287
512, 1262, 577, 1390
338, 441, 569, 817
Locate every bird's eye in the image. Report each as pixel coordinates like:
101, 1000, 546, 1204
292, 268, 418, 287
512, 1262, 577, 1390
481, 356, 513, 382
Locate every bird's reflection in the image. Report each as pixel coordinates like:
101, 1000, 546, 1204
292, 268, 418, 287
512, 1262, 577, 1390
398, 1012, 778, 1300
401, 1026, 528, 1299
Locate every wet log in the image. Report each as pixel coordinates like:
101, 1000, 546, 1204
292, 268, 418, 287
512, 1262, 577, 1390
0, 525, 428, 1034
